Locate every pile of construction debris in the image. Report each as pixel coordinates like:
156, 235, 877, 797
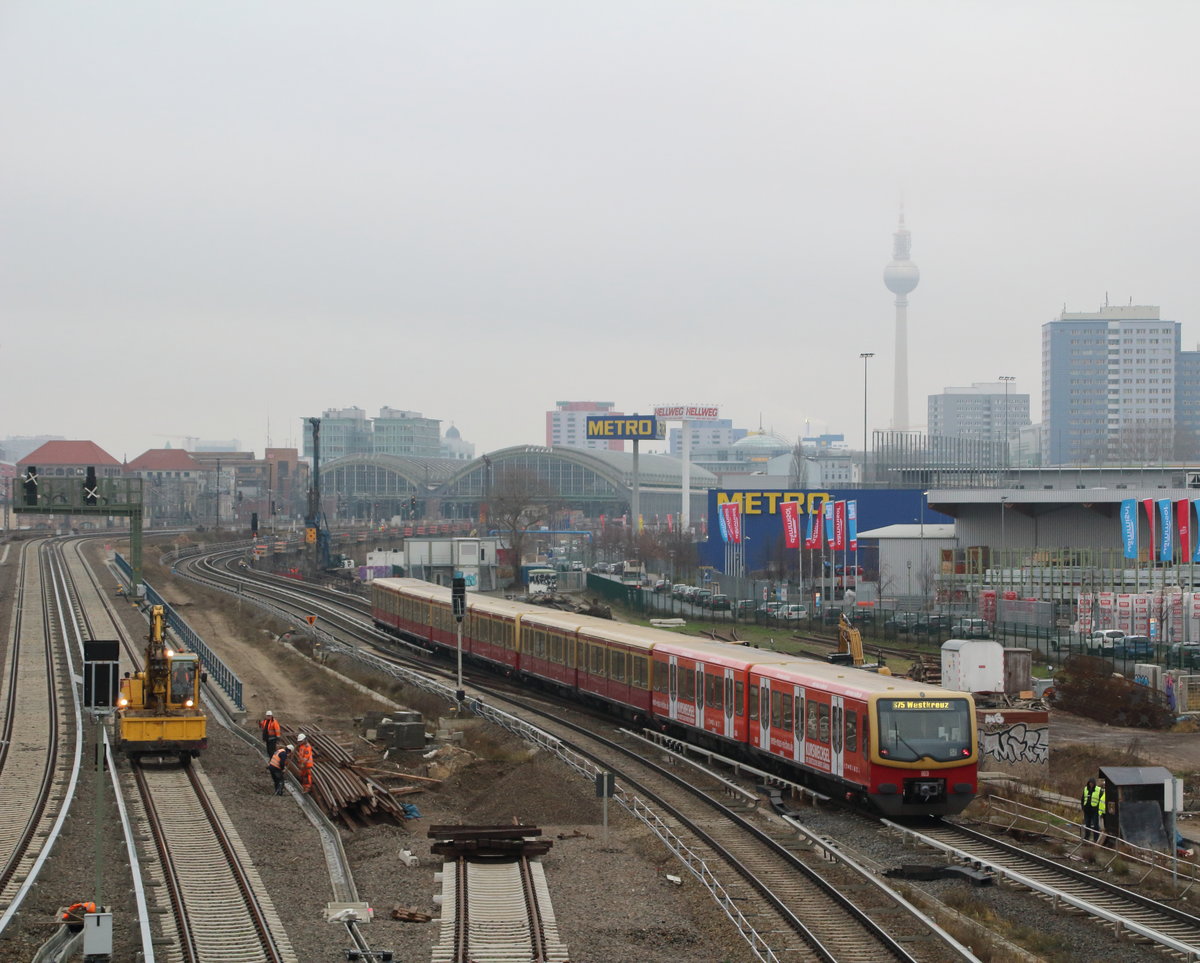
516, 594, 613, 618
279, 724, 431, 829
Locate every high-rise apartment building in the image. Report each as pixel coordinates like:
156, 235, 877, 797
545, 401, 625, 451
667, 419, 745, 455
928, 383, 1030, 448
1042, 305, 1181, 465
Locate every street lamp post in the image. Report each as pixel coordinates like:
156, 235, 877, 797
860, 353, 875, 484
999, 376, 1015, 471
999, 495, 1008, 586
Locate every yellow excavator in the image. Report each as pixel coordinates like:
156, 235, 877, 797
830, 613, 890, 674
116, 605, 207, 761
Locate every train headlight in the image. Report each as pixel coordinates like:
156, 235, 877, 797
185, 699, 194, 708
166, 649, 175, 657
117, 697, 128, 708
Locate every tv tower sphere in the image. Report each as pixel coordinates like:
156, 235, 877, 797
883, 215, 920, 294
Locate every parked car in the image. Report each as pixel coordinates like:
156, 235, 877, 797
778, 604, 810, 621
1169, 642, 1200, 669
693, 590, 712, 608
653, 579, 672, 594
708, 594, 731, 611
883, 613, 921, 634
950, 618, 991, 639
732, 599, 756, 617
593, 562, 610, 573
912, 614, 951, 635
1110, 635, 1154, 660
1086, 629, 1125, 654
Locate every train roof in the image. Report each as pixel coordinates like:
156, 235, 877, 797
758, 658, 972, 701
646, 636, 808, 669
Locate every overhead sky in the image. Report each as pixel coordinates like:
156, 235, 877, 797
4, 2, 1200, 461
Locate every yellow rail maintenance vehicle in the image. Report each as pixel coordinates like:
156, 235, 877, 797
116, 605, 207, 761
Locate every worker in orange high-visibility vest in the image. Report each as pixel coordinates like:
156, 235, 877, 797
294, 733, 314, 793
62, 901, 96, 932
268, 744, 292, 796
259, 710, 281, 756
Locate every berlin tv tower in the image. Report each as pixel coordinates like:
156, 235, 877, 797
883, 209, 920, 430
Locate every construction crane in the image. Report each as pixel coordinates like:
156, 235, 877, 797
152, 433, 200, 449
306, 417, 332, 570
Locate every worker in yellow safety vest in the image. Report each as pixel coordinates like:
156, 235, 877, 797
1082, 778, 1106, 842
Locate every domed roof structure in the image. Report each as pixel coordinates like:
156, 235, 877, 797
445, 425, 461, 440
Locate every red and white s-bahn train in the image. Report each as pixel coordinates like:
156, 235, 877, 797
371, 578, 978, 816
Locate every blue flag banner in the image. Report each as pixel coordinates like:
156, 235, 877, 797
848, 500, 858, 552
823, 500, 835, 544
1120, 499, 1138, 560
1158, 498, 1174, 562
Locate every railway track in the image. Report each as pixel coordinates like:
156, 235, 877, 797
131, 761, 296, 963
888, 818, 1200, 959
0, 541, 79, 924
431, 845, 570, 963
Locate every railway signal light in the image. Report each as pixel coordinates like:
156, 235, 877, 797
23, 467, 38, 505
83, 466, 98, 506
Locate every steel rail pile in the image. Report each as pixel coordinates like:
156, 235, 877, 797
281, 725, 412, 828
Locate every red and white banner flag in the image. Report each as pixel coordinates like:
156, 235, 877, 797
1179, 500, 1192, 563
780, 501, 801, 549
804, 510, 822, 550
831, 500, 847, 551
720, 501, 743, 544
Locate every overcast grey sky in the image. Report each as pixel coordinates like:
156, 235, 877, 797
4, 2, 1199, 460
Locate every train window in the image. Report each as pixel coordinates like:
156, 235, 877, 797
632, 655, 648, 689
724, 677, 734, 718
749, 684, 759, 721
567, 638, 577, 669
591, 644, 604, 675
806, 700, 820, 740
533, 631, 547, 660
818, 704, 830, 744
781, 692, 793, 732
710, 673, 723, 710
669, 662, 678, 698
760, 686, 769, 725
861, 714, 869, 757
845, 712, 858, 754
680, 665, 694, 702
652, 661, 666, 693
612, 651, 626, 683
695, 668, 703, 704
770, 689, 782, 728
550, 634, 563, 664
832, 706, 843, 754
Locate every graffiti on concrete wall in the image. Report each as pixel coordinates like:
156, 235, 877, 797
980, 713, 1049, 765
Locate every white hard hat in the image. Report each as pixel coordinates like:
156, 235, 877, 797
297, 733, 306, 742
286, 744, 295, 751
265, 710, 273, 716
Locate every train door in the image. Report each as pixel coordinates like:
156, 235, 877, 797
723, 668, 735, 739
668, 656, 679, 720
793, 685, 804, 762
831, 694, 844, 778
756, 678, 770, 751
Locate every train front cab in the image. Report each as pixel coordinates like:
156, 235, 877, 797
867, 691, 977, 816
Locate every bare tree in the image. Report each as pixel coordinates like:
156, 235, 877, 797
488, 467, 559, 587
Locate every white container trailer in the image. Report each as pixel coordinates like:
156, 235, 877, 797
941, 639, 1005, 694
